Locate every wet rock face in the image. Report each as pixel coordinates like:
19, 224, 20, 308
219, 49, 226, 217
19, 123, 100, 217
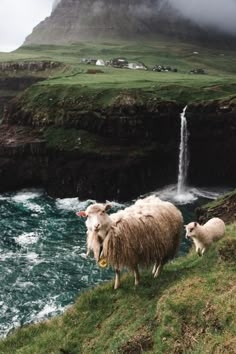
0, 112, 180, 201
187, 102, 236, 187
0, 87, 182, 200
1, 95, 236, 200
4, 100, 181, 142
45, 147, 178, 201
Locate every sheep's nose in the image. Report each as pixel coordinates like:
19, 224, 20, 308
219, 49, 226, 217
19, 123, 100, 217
94, 224, 101, 231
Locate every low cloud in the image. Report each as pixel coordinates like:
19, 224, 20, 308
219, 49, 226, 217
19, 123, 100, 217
167, 0, 236, 35
0, 0, 52, 52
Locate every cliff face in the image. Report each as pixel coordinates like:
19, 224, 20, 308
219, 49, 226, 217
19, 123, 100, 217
24, 0, 235, 47
187, 99, 236, 188
0, 97, 182, 200
0, 77, 44, 122
1, 92, 236, 200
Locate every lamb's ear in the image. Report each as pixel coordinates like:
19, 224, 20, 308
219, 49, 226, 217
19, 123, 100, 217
76, 211, 87, 217
194, 222, 198, 227
104, 203, 112, 212
184, 224, 187, 228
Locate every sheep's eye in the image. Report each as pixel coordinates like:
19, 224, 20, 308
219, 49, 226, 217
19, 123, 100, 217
190, 228, 194, 232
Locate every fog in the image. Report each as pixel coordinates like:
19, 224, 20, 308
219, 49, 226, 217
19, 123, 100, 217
0, 0, 53, 52
167, 0, 236, 35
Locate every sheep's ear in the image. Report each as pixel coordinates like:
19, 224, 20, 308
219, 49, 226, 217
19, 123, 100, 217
194, 222, 197, 227
184, 224, 187, 228
76, 211, 87, 217
104, 203, 112, 211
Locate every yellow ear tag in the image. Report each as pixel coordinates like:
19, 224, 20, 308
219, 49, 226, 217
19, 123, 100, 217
98, 257, 107, 268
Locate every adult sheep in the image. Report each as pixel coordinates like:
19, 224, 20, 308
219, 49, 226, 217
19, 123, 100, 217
77, 196, 183, 289
185, 217, 225, 256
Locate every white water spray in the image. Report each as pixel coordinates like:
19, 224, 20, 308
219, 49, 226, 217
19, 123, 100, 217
177, 106, 189, 195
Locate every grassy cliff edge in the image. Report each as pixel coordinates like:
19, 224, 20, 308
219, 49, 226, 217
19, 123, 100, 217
0, 220, 235, 353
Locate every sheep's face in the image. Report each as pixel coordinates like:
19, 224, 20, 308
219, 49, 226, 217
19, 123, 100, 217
79, 203, 112, 239
185, 222, 198, 239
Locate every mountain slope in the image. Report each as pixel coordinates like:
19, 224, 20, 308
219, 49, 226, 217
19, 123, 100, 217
24, 0, 235, 47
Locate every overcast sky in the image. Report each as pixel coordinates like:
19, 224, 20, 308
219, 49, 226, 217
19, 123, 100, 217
0, 0, 53, 52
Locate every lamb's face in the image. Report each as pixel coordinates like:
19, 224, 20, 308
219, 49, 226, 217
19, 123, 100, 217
185, 222, 198, 239
84, 203, 112, 239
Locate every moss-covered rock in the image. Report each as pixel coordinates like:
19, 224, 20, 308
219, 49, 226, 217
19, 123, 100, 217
196, 189, 236, 224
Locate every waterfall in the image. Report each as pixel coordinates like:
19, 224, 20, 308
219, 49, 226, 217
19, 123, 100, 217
177, 106, 189, 195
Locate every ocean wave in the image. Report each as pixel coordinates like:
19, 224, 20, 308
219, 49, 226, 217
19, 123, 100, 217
56, 197, 95, 211
14, 232, 40, 246
27, 298, 66, 324
11, 189, 44, 202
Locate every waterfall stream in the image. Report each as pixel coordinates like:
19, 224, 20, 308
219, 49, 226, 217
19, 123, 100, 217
177, 106, 189, 196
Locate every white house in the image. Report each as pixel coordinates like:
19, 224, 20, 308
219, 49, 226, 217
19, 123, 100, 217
96, 59, 105, 66
127, 62, 147, 70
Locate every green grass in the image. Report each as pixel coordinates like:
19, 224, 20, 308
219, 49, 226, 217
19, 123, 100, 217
1, 37, 236, 107
1, 38, 236, 73
203, 189, 236, 210
0, 222, 236, 354
43, 127, 158, 158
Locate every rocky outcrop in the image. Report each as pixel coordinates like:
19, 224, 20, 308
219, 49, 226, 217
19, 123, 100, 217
0, 77, 44, 121
0, 77, 43, 91
0, 61, 62, 72
24, 0, 235, 48
195, 189, 236, 224
186, 98, 236, 187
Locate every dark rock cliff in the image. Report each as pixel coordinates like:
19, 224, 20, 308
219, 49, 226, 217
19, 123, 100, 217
1, 95, 236, 200
0, 97, 182, 200
0, 61, 62, 120
186, 99, 236, 187
0, 77, 44, 121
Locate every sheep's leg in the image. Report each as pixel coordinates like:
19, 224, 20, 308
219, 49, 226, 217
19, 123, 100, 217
154, 263, 162, 278
134, 266, 140, 286
197, 248, 202, 257
152, 263, 157, 275
114, 269, 120, 290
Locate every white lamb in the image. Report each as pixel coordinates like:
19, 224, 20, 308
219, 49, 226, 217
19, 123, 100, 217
185, 217, 225, 256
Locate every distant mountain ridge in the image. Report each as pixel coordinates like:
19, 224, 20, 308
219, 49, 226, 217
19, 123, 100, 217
24, 0, 236, 47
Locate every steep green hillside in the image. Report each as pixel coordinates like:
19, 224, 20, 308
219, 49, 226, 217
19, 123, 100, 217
0, 219, 235, 354
1, 39, 236, 106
